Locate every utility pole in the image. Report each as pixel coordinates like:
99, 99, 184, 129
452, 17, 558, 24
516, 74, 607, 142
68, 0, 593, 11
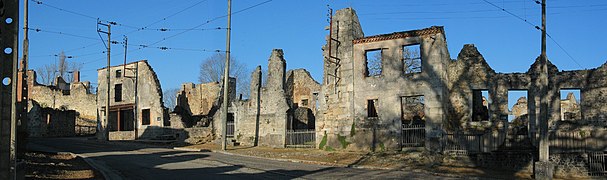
539, 0, 548, 162
97, 20, 111, 141
18, 0, 30, 160
535, 0, 554, 179
221, 0, 232, 151
0, 0, 19, 179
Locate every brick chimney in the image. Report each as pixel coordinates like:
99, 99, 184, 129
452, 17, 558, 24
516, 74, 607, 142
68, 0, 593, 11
73, 70, 80, 83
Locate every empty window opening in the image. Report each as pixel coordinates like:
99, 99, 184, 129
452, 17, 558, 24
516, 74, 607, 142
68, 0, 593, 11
401, 96, 425, 125
508, 90, 528, 123
114, 109, 134, 131
472, 90, 491, 122
142, 109, 150, 125
367, 99, 378, 118
560, 89, 581, 120
227, 113, 235, 137
365, 49, 383, 77
114, 84, 122, 102
403, 44, 421, 74
301, 99, 309, 107
116, 69, 122, 78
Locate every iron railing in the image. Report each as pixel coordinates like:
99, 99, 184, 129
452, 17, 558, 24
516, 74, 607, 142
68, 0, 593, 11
226, 121, 234, 138
588, 151, 606, 176
286, 129, 316, 148
402, 124, 425, 147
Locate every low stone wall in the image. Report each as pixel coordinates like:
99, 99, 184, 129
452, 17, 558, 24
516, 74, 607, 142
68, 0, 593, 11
27, 101, 77, 137
550, 153, 593, 178
109, 131, 135, 140
175, 127, 213, 144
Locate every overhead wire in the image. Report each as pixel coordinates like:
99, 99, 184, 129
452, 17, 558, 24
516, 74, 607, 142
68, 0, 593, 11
132, 0, 272, 52
30, 0, 98, 20
481, 0, 584, 69
27, 27, 99, 40
123, 0, 210, 34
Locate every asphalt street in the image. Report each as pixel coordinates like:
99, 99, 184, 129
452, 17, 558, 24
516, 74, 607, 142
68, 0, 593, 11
28, 137, 453, 180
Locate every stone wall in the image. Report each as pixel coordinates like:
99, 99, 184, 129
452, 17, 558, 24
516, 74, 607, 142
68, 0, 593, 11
27, 70, 97, 121
318, 8, 451, 152
176, 82, 221, 116
27, 100, 76, 137
97, 60, 167, 140
446, 44, 607, 141
286, 69, 321, 129
226, 49, 290, 148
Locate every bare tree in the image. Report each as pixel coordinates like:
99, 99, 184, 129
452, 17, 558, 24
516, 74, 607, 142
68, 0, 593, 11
36, 63, 57, 85
35, 51, 83, 85
403, 45, 421, 74
163, 88, 180, 111
199, 53, 250, 98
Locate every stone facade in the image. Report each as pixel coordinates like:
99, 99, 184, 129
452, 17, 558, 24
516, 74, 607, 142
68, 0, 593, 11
26, 70, 97, 121
318, 8, 450, 152
226, 50, 290, 148
27, 100, 76, 137
286, 69, 321, 129
97, 60, 168, 140
316, 8, 607, 152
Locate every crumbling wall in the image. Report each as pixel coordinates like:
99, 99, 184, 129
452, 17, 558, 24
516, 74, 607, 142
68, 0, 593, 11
97, 60, 167, 140
176, 82, 221, 116
317, 8, 365, 151
27, 70, 97, 121
226, 50, 290, 148
286, 69, 321, 129
27, 100, 76, 137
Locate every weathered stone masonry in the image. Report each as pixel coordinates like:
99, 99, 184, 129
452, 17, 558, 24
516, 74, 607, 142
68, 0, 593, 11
97, 60, 168, 140
317, 8, 607, 152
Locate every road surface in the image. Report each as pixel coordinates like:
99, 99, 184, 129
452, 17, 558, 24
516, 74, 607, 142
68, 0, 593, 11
28, 137, 453, 180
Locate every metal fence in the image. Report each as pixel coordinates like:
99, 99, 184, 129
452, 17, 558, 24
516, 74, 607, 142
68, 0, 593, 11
402, 124, 425, 147
443, 133, 484, 155
286, 129, 316, 148
588, 151, 607, 176
226, 121, 234, 138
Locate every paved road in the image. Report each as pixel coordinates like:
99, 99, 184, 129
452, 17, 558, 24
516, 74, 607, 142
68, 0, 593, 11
28, 137, 453, 180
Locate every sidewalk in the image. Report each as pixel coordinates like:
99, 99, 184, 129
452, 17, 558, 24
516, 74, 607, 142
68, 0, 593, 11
175, 143, 534, 179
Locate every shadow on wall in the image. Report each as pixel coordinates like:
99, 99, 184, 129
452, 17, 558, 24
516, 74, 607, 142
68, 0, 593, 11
27, 100, 76, 137
137, 125, 214, 146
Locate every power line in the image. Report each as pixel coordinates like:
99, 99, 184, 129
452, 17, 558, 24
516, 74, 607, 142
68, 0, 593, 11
481, 0, 538, 28
546, 33, 583, 68
482, 0, 584, 69
143, 0, 273, 48
142, 27, 226, 32
124, 0, 210, 33
31, 0, 98, 20
27, 27, 99, 40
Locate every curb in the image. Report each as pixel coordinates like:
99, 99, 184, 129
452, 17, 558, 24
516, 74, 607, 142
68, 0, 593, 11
54, 151, 124, 180
173, 146, 465, 178
211, 150, 349, 167
28, 143, 123, 180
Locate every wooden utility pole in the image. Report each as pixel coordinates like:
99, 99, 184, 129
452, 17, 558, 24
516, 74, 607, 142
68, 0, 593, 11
97, 21, 111, 141
535, 0, 554, 179
221, 0, 232, 151
0, 0, 19, 179
539, 0, 549, 163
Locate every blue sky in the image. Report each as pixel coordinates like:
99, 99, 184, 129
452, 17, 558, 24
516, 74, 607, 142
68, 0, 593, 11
20, 0, 607, 95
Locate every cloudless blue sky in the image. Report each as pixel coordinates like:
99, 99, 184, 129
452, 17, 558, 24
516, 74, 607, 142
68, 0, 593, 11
19, 0, 607, 98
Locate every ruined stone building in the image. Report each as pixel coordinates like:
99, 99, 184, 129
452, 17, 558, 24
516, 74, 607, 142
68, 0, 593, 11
172, 78, 235, 128
97, 60, 168, 140
176, 49, 321, 147
23, 70, 97, 137
316, 8, 607, 152
171, 8, 606, 153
